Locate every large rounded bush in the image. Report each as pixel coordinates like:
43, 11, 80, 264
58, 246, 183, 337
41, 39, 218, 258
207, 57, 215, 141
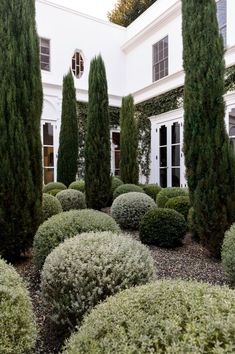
41, 232, 155, 329
165, 195, 190, 220
222, 223, 235, 286
33, 209, 120, 270
43, 182, 67, 193
56, 189, 86, 211
142, 184, 161, 200
62, 280, 235, 354
156, 187, 188, 208
113, 184, 144, 200
69, 180, 85, 193
0, 258, 37, 354
140, 208, 187, 247
42, 193, 63, 222
111, 192, 156, 229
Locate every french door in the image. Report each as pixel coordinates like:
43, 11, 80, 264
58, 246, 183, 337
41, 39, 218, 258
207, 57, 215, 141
41, 121, 57, 184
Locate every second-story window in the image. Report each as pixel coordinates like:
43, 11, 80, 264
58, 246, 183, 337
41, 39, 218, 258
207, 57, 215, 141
217, 0, 227, 45
153, 36, 168, 82
72, 51, 84, 79
40, 38, 50, 71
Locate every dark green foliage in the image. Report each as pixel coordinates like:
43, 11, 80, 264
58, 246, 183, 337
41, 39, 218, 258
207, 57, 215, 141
165, 196, 190, 220
85, 55, 111, 210
56, 189, 86, 211
0, 0, 42, 259
69, 181, 85, 193
182, 0, 235, 258
47, 189, 63, 197
156, 187, 188, 208
43, 182, 67, 193
42, 193, 62, 222
113, 184, 144, 200
222, 223, 235, 286
57, 71, 78, 186
111, 177, 124, 195
142, 184, 161, 200
120, 95, 139, 184
139, 208, 187, 247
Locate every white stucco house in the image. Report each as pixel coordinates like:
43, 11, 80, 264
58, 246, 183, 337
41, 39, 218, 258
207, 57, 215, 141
36, 0, 235, 187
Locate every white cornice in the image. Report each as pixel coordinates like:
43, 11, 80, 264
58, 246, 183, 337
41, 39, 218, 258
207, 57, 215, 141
149, 107, 184, 124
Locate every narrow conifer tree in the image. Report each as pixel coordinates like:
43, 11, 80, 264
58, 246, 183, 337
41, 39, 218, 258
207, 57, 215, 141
120, 95, 139, 184
57, 71, 78, 186
0, 0, 43, 259
85, 55, 111, 209
182, 0, 235, 258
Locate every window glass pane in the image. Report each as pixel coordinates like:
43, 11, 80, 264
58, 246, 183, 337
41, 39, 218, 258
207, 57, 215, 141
172, 145, 180, 167
160, 125, 167, 146
229, 126, 235, 137
217, 0, 227, 44
43, 123, 53, 145
172, 168, 180, 187
172, 123, 180, 144
72, 51, 84, 78
153, 36, 168, 82
44, 168, 54, 184
160, 169, 167, 188
44, 147, 54, 167
160, 147, 167, 167
40, 38, 50, 71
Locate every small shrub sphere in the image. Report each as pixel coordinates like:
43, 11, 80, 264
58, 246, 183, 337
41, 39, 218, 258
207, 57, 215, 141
142, 184, 161, 200
62, 280, 235, 354
165, 195, 190, 220
156, 187, 188, 208
42, 232, 155, 329
140, 208, 187, 247
33, 209, 120, 270
111, 176, 123, 196
56, 189, 86, 211
111, 192, 156, 229
43, 182, 67, 193
69, 181, 85, 193
47, 189, 62, 197
0, 258, 37, 354
222, 223, 235, 286
113, 184, 144, 200
42, 193, 63, 222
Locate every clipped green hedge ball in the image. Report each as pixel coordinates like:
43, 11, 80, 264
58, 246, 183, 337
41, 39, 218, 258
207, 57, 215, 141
156, 187, 188, 208
69, 181, 85, 193
42, 193, 62, 222
142, 184, 161, 200
113, 184, 144, 200
56, 189, 86, 211
222, 223, 235, 286
43, 182, 67, 193
165, 195, 190, 220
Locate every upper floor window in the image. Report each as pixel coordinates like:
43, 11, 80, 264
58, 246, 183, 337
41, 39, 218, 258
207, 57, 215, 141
40, 38, 50, 71
72, 51, 84, 79
153, 36, 168, 82
217, 0, 227, 45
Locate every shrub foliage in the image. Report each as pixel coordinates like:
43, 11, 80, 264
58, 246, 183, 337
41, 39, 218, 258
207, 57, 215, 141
113, 183, 144, 200
142, 184, 161, 200
165, 196, 190, 220
69, 181, 85, 193
42, 193, 62, 222
156, 187, 188, 208
43, 182, 67, 193
56, 189, 86, 211
222, 223, 235, 286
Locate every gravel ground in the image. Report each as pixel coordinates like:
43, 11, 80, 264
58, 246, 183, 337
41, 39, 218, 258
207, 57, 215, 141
15, 232, 228, 353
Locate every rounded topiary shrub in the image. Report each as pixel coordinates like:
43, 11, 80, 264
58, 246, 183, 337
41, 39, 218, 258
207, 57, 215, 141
165, 195, 191, 220
33, 209, 120, 270
47, 189, 62, 197
69, 180, 85, 193
0, 258, 37, 354
41, 232, 155, 330
43, 182, 67, 193
142, 184, 161, 200
62, 280, 235, 354
42, 193, 63, 222
111, 192, 156, 229
222, 223, 235, 286
113, 184, 144, 200
56, 189, 86, 211
156, 187, 188, 208
139, 208, 187, 247
111, 176, 123, 196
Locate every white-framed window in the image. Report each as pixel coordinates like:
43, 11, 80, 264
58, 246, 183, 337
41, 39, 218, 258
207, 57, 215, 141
217, 0, 227, 45
153, 36, 168, 82
229, 113, 235, 152
42, 122, 54, 184
72, 51, 84, 79
40, 38, 50, 71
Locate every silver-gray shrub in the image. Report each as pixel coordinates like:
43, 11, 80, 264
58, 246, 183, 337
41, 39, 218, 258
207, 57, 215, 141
56, 189, 86, 211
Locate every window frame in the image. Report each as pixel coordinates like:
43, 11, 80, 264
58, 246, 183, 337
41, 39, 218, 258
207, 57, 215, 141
71, 51, 84, 79
152, 36, 169, 83
40, 37, 51, 72
216, 0, 227, 46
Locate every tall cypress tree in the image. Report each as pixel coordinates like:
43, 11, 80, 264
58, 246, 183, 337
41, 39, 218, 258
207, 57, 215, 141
120, 95, 139, 184
57, 71, 78, 186
182, 0, 235, 258
85, 55, 111, 210
0, 0, 43, 259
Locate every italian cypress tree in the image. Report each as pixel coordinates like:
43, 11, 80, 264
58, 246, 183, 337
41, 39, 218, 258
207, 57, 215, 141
85, 55, 111, 209
0, 0, 43, 259
57, 71, 78, 186
120, 95, 139, 184
182, 0, 235, 258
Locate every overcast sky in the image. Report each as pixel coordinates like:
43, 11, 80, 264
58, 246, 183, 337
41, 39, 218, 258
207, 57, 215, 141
49, 0, 117, 20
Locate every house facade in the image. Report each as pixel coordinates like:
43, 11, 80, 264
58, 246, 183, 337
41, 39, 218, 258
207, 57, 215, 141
36, 0, 235, 187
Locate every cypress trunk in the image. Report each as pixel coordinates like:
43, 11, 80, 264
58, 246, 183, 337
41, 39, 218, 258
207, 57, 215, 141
182, 0, 235, 258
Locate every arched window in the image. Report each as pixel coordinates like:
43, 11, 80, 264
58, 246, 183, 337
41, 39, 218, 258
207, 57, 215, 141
71, 51, 84, 78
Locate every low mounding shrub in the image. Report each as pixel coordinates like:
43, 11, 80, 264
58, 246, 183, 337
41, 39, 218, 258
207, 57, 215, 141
62, 280, 235, 354
139, 208, 187, 247
42, 193, 63, 222
113, 184, 144, 200
165, 196, 190, 220
156, 187, 188, 208
111, 192, 156, 229
69, 180, 85, 193
56, 189, 86, 211
43, 182, 67, 193
111, 176, 123, 196
33, 209, 120, 270
222, 223, 235, 286
142, 184, 161, 200
0, 258, 37, 354
47, 189, 62, 197
42, 232, 155, 329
